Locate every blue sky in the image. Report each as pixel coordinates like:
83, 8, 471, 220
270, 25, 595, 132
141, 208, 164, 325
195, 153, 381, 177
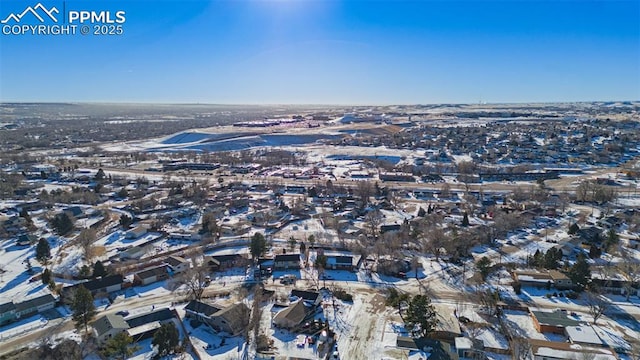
0, 0, 638, 104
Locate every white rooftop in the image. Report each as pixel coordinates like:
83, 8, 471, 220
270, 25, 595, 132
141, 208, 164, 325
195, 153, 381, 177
565, 325, 602, 346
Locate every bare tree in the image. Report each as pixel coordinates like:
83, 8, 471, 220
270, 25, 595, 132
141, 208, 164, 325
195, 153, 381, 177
364, 209, 383, 241
492, 210, 527, 238
355, 180, 373, 208
579, 352, 597, 360
510, 337, 532, 360
387, 190, 402, 210
476, 288, 499, 317
576, 181, 591, 202
247, 287, 263, 346
617, 249, 640, 301
440, 183, 452, 199
584, 290, 610, 324
77, 228, 97, 263
457, 160, 477, 193
171, 265, 209, 301
410, 257, 421, 280
465, 322, 485, 341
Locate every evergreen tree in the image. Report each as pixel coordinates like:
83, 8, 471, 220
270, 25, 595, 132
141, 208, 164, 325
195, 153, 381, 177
315, 254, 328, 280
201, 211, 220, 238
476, 256, 492, 280
71, 286, 96, 333
92, 260, 107, 278
568, 223, 579, 235
19, 208, 32, 223
48, 279, 56, 292
41, 268, 51, 285
79, 265, 92, 278
604, 228, 619, 252
152, 322, 179, 357
404, 295, 439, 338
103, 331, 138, 360
95, 168, 106, 181
249, 232, 267, 260
530, 249, 543, 267
568, 254, 591, 291
119, 214, 133, 229
461, 212, 470, 227
117, 187, 128, 198
287, 236, 296, 251
35, 238, 51, 265
543, 248, 559, 269
51, 212, 74, 235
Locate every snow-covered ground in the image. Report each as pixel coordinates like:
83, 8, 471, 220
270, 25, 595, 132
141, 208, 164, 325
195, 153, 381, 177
0, 238, 56, 301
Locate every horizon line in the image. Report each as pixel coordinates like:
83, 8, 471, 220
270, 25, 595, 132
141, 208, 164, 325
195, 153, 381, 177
1, 99, 638, 107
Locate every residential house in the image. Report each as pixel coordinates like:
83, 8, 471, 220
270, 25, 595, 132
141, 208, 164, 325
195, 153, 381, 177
169, 232, 201, 242
380, 224, 402, 234
324, 252, 362, 271
575, 227, 603, 245
530, 309, 580, 334
377, 257, 410, 278
454, 337, 486, 359
513, 270, 574, 290
62, 275, 124, 300
0, 302, 16, 325
93, 314, 130, 344
120, 246, 146, 260
4, 216, 26, 234
126, 226, 148, 239
208, 303, 250, 336
125, 308, 175, 342
379, 172, 414, 182
64, 206, 85, 219
273, 300, 311, 329
591, 272, 639, 296
16, 234, 38, 246
184, 300, 249, 336
274, 254, 301, 270
290, 289, 322, 307
548, 270, 574, 290
165, 255, 190, 273
396, 337, 452, 359
431, 304, 462, 341
14, 294, 56, 319
134, 265, 169, 286
529, 339, 618, 360
205, 254, 249, 271
565, 325, 603, 347
184, 300, 221, 322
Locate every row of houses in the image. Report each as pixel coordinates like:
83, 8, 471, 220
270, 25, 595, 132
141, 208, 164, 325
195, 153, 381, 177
95, 300, 250, 345
395, 305, 621, 360
514, 268, 640, 297
60, 256, 191, 302
94, 307, 179, 344
0, 294, 57, 326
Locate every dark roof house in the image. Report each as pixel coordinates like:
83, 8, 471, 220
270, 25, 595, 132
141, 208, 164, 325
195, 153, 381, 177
185, 300, 221, 317
126, 308, 174, 329
290, 289, 321, 306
